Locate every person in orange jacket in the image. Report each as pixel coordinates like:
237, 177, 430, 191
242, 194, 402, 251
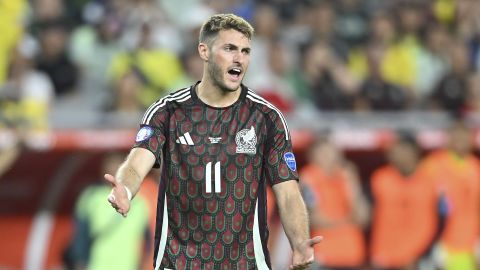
369, 133, 440, 270
300, 137, 369, 269
423, 121, 480, 270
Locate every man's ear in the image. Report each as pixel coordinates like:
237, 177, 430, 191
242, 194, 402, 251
198, 43, 209, 62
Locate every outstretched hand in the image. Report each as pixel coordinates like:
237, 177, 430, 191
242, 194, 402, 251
289, 236, 323, 270
104, 174, 131, 217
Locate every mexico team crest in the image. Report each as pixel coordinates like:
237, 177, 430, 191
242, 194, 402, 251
235, 126, 257, 154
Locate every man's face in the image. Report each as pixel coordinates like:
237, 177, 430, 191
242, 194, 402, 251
449, 127, 472, 156
205, 29, 251, 92
388, 142, 418, 172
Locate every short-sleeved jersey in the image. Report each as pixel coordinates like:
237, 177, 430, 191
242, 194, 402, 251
133, 83, 298, 270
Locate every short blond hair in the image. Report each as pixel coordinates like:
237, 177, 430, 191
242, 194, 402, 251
199, 14, 254, 45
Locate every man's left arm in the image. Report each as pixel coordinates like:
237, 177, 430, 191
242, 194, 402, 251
273, 180, 322, 270
263, 110, 322, 269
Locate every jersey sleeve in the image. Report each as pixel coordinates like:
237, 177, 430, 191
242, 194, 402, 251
264, 111, 299, 186
132, 105, 169, 168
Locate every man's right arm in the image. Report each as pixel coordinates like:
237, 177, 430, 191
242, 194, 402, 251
105, 148, 156, 217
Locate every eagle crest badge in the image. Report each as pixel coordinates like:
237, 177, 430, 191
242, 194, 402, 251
235, 126, 257, 154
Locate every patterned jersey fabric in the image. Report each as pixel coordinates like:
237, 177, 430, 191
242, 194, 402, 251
133, 82, 298, 270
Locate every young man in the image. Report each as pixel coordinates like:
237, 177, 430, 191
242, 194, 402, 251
105, 14, 321, 270
300, 138, 368, 269
370, 134, 439, 270
66, 152, 152, 270
422, 122, 480, 270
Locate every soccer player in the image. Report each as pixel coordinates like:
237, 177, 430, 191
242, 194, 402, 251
105, 13, 321, 270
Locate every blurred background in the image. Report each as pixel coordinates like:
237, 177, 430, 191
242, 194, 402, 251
1, 0, 480, 269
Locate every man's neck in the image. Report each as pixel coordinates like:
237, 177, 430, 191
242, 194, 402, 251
197, 79, 242, 108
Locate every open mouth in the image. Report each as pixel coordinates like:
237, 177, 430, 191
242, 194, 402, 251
227, 67, 242, 80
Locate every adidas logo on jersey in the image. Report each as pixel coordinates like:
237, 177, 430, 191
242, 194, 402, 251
176, 132, 194, 145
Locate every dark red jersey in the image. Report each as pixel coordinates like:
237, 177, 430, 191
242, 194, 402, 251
133, 83, 298, 270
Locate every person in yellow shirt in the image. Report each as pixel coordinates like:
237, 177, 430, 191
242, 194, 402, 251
348, 10, 417, 102
1, 42, 54, 132
65, 152, 152, 270
108, 22, 183, 108
0, 0, 28, 84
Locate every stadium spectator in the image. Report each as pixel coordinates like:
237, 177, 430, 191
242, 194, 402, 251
301, 40, 360, 110
422, 121, 480, 270
414, 23, 450, 102
308, 2, 349, 61
0, 0, 28, 85
301, 137, 369, 269
69, 11, 123, 111
247, 40, 300, 113
111, 71, 144, 113
432, 0, 456, 26
0, 39, 54, 131
35, 20, 78, 98
246, 4, 280, 89
395, 1, 428, 96
334, 0, 369, 49
31, 0, 65, 23
65, 152, 152, 270
171, 47, 205, 90
369, 133, 440, 270
353, 43, 408, 111
372, 21, 414, 95
347, 11, 397, 84
455, 0, 480, 44
99, 70, 145, 128
119, 0, 183, 53
108, 22, 183, 109
428, 41, 471, 114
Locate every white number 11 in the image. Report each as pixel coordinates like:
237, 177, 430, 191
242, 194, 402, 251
205, 161, 221, 193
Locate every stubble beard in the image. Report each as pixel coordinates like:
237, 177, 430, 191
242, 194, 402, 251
207, 57, 239, 93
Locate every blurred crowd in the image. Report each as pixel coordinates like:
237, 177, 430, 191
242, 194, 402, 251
1, 0, 480, 131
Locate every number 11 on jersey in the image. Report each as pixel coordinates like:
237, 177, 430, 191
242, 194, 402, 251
205, 161, 221, 193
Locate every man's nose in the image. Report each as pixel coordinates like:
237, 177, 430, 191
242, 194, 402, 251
233, 51, 244, 64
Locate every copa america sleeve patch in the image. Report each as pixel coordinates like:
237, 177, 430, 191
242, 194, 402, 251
135, 126, 154, 142
284, 152, 297, 171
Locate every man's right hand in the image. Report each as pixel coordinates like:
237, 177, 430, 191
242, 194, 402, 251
104, 174, 131, 217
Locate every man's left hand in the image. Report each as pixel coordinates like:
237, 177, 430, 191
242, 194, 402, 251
289, 236, 323, 270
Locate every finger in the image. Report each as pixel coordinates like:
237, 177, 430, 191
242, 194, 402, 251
291, 262, 312, 270
107, 193, 116, 204
289, 264, 307, 270
109, 202, 120, 211
104, 174, 117, 186
308, 235, 323, 246
116, 207, 127, 218
117, 209, 126, 217
292, 258, 314, 268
